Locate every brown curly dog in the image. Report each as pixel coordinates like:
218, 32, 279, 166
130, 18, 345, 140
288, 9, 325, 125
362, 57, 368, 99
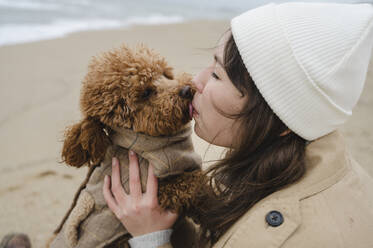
48, 44, 204, 248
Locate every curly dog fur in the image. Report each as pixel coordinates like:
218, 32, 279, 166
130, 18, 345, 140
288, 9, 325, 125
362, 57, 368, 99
49, 44, 204, 248
62, 44, 194, 167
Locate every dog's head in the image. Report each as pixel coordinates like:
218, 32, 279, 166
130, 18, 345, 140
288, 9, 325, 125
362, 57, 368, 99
81, 44, 195, 136
62, 44, 195, 167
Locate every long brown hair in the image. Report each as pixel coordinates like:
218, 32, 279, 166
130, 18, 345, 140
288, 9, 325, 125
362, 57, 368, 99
189, 32, 307, 246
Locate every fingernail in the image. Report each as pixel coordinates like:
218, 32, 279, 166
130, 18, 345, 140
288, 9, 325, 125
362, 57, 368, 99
129, 150, 135, 156
104, 175, 108, 182
112, 157, 116, 166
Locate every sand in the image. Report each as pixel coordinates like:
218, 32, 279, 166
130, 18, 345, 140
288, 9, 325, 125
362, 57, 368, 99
0, 20, 372, 247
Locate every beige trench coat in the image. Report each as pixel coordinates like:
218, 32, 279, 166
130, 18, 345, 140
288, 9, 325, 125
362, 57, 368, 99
159, 131, 373, 248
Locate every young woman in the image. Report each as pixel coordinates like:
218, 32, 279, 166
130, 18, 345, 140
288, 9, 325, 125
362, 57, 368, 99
103, 2, 373, 248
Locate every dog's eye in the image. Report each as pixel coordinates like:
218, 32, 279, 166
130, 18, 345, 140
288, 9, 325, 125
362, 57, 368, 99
142, 88, 154, 99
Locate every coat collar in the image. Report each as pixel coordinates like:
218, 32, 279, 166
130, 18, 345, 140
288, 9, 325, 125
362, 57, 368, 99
110, 123, 201, 178
284, 130, 350, 200
214, 130, 351, 248
111, 123, 193, 152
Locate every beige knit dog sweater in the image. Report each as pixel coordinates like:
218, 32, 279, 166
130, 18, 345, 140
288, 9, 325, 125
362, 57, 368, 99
49, 123, 201, 248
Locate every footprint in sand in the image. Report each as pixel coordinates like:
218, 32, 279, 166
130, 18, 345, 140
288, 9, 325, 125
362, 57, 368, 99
0, 170, 73, 196
34, 170, 56, 178
34, 170, 73, 180
62, 174, 73, 179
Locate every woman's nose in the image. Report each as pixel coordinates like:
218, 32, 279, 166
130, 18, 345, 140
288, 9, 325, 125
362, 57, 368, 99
192, 70, 207, 93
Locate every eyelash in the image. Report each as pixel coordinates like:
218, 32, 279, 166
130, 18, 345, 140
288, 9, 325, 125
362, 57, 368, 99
211, 72, 219, 80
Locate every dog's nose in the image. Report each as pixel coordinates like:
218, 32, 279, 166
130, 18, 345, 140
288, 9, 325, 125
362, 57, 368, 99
179, 85, 193, 99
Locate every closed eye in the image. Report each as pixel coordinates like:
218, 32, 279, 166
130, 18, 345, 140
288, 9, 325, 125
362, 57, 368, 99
211, 72, 220, 80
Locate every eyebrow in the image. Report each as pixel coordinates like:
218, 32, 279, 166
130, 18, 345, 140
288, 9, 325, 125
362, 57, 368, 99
214, 54, 224, 67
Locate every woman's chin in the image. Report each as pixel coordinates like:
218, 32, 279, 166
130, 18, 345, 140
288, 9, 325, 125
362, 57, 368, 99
193, 122, 214, 145
193, 121, 203, 139
193, 121, 199, 135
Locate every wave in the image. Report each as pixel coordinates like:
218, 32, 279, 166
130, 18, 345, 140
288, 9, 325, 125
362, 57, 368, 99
0, 0, 60, 10
0, 15, 184, 46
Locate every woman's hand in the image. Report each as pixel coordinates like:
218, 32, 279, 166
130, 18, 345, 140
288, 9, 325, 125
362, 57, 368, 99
103, 151, 179, 237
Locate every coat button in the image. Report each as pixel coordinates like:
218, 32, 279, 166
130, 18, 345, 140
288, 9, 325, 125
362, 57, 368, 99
265, 210, 284, 227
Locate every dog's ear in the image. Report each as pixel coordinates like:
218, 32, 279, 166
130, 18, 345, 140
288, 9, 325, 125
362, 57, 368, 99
61, 117, 111, 168
163, 67, 174, 80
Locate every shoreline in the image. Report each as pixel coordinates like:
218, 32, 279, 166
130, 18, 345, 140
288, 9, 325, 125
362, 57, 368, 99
0, 19, 227, 49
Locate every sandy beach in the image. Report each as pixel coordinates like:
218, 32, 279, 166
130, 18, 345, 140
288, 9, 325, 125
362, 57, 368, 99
0, 20, 372, 247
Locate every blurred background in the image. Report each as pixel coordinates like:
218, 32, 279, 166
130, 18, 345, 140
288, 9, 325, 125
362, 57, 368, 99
0, 0, 371, 46
0, 0, 372, 247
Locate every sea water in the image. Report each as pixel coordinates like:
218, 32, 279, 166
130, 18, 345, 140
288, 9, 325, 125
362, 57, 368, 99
0, 0, 370, 46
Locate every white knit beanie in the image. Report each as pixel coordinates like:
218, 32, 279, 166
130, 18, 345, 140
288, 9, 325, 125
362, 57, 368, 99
231, 2, 373, 141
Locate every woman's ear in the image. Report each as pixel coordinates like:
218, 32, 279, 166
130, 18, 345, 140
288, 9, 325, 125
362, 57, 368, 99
61, 117, 111, 168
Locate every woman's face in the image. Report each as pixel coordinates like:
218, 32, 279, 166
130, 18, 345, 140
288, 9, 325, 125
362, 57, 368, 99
192, 36, 247, 148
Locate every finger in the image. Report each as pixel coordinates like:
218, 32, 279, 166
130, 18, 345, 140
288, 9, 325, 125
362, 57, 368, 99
145, 163, 158, 204
103, 175, 121, 216
128, 150, 142, 198
111, 157, 128, 205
